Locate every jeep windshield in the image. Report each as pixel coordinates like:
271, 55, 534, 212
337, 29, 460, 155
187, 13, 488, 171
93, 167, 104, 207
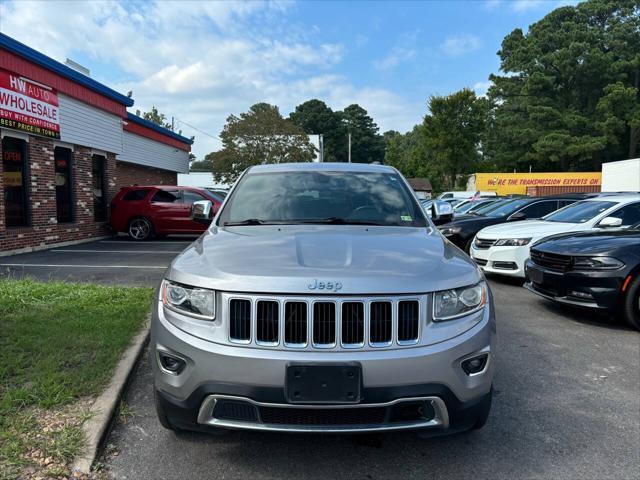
218, 170, 427, 227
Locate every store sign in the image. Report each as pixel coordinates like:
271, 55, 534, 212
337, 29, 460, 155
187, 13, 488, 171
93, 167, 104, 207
474, 172, 601, 195
3, 171, 22, 187
0, 68, 60, 139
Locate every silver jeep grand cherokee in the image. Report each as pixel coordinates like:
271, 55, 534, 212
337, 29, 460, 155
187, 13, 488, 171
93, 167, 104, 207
152, 163, 495, 435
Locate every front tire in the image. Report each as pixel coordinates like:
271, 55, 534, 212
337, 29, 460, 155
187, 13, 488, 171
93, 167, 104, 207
127, 217, 153, 241
622, 276, 640, 331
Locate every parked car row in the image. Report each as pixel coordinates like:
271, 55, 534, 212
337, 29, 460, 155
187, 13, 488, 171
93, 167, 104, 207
435, 193, 640, 330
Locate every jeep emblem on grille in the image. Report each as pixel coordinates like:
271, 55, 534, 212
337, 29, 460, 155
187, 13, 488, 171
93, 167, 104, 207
307, 279, 343, 292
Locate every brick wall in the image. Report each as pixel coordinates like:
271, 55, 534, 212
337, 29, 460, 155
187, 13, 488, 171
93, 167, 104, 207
0, 134, 118, 252
115, 161, 177, 190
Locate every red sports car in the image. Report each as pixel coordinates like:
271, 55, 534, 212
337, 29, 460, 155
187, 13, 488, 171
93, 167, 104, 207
110, 186, 223, 240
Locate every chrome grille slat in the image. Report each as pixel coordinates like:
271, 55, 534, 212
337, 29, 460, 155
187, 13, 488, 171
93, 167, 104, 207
284, 302, 307, 347
225, 294, 424, 350
370, 301, 392, 346
256, 300, 279, 345
229, 299, 251, 343
341, 302, 364, 347
313, 302, 336, 347
398, 300, 419, 344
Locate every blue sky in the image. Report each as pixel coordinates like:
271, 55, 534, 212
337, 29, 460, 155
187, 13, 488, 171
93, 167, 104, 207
0, 0, 574, 158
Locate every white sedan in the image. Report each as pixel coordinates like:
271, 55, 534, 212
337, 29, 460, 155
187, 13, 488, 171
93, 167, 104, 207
470, 194, 640, 278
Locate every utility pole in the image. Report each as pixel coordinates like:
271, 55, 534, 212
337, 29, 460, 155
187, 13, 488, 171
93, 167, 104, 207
348, 132, 351, 163
171, 116, 175, 131
319, 134, 324, 162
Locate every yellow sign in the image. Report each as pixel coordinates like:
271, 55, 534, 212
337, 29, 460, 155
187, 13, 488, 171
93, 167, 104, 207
474, 172, 601, 195
3, 171, 22, 187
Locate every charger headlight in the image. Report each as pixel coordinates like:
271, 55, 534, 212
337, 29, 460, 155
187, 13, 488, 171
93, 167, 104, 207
494, 238, 531, 247
572, 256, 624, 270
162, 280, 215, 319
433, 282, 487, 321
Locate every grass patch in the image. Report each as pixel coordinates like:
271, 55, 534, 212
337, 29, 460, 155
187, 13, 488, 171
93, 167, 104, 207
0, 279, 153, 479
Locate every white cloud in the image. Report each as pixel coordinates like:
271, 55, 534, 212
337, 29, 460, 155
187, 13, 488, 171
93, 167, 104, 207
485, 0, 578, 13
440, 34, 481, 57
374, 48, 416, 71
0, 0, 418, 158
473, 81, 492, 97
374, 30, 419, 71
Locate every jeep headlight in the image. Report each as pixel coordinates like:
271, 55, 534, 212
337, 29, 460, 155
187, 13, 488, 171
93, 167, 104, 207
438, 226, 461, 236
433, 282, 487, 321
494, 238, 531, 247
162, 280, 215, 319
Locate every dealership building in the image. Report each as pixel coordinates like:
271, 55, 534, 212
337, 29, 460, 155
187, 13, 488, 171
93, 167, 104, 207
0, 33, 192, 254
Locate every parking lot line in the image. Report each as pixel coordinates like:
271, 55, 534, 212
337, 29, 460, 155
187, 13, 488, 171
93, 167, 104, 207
50, 249, 183, 254
0, 263, 166, 269
100, 240, 192, 244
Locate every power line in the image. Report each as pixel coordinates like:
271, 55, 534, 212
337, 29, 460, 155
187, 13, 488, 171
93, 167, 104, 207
175, 119, 220, 141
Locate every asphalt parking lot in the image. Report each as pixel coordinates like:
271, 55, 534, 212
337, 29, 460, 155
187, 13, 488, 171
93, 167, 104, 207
102, 277, 639, 480
0, 236, 197, 286
2, 239, 638, 479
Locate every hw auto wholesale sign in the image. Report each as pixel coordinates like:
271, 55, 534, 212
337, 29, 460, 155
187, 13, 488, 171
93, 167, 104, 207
0, 68, 60, 139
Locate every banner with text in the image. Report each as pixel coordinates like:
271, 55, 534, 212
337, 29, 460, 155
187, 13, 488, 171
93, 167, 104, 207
474, 172, 601, 195
0, 68, 60, 139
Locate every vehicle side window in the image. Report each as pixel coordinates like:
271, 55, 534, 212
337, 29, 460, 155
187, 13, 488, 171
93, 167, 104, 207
558, 200, 575, 208
182, 190, 207, 204
122, 189, 150, 201
151, 190, 181, 203
605, 202, 640, 226
518, 200, 558, 218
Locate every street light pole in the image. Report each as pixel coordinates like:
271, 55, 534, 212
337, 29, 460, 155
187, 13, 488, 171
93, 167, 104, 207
348, 132, 351, 163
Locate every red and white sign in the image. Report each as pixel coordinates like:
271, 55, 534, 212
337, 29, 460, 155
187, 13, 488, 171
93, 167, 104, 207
0, 68, 60, 139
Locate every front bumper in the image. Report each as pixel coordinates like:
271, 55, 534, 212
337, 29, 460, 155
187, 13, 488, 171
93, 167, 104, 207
470, 243, 528, 278
524, 260, 623, 311
151, 298, 495, 433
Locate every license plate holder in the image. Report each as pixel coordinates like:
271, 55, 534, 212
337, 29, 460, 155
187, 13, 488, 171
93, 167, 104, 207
286, 364, 361, 404
528, 265, 544, 285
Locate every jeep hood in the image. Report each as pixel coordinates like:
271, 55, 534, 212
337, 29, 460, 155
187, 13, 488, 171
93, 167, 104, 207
167, 225, 481, 294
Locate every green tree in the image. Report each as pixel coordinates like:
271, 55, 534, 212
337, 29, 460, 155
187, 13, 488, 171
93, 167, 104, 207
487, 0, 640, 171
341, 104, 385, 163
211, 103, 316, 183
189, 156, 213, 172
288, 100, 347, 162
142, 106, 172, 129
423, 89, 487, 190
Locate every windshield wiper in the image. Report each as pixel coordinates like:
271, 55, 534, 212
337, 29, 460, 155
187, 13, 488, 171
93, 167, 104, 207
292, 217, 383, 226
223, 218, 269, 226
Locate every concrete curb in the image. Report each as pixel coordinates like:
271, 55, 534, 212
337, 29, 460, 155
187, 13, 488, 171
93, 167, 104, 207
72, 318, 150, 475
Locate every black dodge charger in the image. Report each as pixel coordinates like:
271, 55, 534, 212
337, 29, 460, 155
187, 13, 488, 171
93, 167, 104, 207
524, 223, 640, 330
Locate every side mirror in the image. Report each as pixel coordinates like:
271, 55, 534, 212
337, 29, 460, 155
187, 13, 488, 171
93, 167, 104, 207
191, 200, 214, 224
431, 200, 454, 225
507, 212, 526, 222
598, 216, 623, 228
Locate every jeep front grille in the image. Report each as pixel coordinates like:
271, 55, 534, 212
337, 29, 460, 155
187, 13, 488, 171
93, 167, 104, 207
227, 294, 424, 350
229, 299, 251, 342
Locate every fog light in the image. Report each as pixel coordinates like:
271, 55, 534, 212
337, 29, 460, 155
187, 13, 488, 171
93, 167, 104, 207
461, 354, 488, 375
158, 351, 186, 375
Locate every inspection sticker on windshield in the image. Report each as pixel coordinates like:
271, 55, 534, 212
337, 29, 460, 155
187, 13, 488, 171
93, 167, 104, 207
401, 215, 413, 222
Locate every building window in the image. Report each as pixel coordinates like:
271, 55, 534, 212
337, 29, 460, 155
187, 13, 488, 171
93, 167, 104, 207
2, 136, 29, 227
92, 154, 107, 222
55, 147, 73, 223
